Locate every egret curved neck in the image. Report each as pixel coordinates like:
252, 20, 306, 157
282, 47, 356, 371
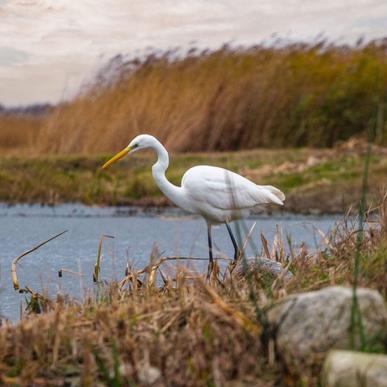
151, 141, 185, 207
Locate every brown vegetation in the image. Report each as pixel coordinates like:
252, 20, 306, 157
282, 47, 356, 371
0, 197, 386, 385
1, 39, 386, 155
0, 114, 42, 153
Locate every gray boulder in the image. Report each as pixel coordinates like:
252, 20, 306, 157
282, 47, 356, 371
322, 350, 387, 387
267, 286, 387, 374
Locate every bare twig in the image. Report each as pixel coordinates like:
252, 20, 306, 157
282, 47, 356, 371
118, 255, 230, 290
11, 230, 68, 291
260, 233, 271, 260
58, 268, 84, 278
241, 222, 257, 257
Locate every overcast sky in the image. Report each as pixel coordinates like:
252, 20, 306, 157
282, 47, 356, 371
0, 0, 386, 106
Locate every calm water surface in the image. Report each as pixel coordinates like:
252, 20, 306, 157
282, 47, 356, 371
0, 204, 341, 321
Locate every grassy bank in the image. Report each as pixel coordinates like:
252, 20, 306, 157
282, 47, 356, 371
0, 196, 386, 385
1, 39, 386, 155
0, 142, 386, 213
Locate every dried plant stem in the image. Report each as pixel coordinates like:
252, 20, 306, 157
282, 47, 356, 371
200, 279, 260, 336
349, 102, 380, 349
11, 230, 68, 291
58, 268, 84, 278
93, 234, 114, 282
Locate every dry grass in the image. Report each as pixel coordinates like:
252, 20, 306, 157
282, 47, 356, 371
0, 114, 43, 154
0, 197, 386, 385
1, 39, 386, 155
0, 281, 272, 386
38, 39, 387, 153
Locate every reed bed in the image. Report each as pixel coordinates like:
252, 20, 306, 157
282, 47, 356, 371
1, 39, 386, 155
36, 39, 387, 153
0, 114, 43, 153
0, 196, 386, 385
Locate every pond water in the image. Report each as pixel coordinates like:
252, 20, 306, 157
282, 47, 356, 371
0, 204, 341, 322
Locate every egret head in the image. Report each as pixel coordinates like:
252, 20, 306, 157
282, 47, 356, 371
127, 134, 157, 152
101, 134, 157, 169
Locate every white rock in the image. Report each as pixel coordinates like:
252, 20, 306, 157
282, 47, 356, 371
322, 350, 387, 387
268, 286, 387, 373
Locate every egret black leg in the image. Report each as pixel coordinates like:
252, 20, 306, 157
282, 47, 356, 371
206, 224, 213, 279
226, 222, 240, 261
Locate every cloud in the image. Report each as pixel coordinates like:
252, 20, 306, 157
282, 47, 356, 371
0, 0, 386, 105
0, 47, 30, 66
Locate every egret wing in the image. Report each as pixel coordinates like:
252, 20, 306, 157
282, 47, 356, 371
182, 166, 283, 211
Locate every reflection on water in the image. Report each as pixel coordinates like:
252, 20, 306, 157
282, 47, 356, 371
0, 204, 340, 321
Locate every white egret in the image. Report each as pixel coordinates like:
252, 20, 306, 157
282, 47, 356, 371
102, 134, 285, 276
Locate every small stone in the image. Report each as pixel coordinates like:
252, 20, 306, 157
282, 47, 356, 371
119, 363, 133, 378
306, 155, 322, 167
236, 257, 293, 280
138, 365, 161, 385
268, 286, 387, 375
322, 350, 387, 387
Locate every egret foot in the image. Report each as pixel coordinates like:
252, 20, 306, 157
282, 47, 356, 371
234, 248, 243, 262
226, 223, 242, 262
206, 223, 214, 280
206, 260, 214, 280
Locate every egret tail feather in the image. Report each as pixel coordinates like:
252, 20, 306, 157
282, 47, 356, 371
260, 185, 286, 203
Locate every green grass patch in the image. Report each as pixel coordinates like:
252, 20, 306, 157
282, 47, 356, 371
0, 148, 385, 213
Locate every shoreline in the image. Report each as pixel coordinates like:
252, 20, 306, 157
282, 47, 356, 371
0, 146, 386, 214
0, 201, 343, 219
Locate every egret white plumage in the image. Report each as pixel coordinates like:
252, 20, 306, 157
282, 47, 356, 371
102, 134, 285, 276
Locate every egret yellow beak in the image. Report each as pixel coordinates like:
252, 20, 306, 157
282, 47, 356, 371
101, 146, 131, 169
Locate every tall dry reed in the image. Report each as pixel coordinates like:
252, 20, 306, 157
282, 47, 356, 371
0, 114, 43, 153
38, 39, 387, 154
0, 39, 386, 155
